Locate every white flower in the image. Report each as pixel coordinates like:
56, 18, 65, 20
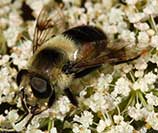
52, 96, 71, 120
108, 8, 124, 24
134, 70, 144, 78
112, 77, 131, 97
146, 111, 158, 130
102, 0, 113, 10
143, 0, 158, 15
97, 73, 113, 92
125, 0, 138, 5
27, 22, 35, 41
11, 53, 28, 69
97, 118, 112, 133
11, 40, 32, 69
7, 110, 19, 123
72, 123, 91, 133
133, 79, 148, 92
113, 115, 124, 124
113, 96, 122, 105
0, 55, 10, 66
97, 120, 106, 133
134, 22, 149, 31
0, 67, 11, 97
146, 92, 158, 106
26, 0, 48, 16
109, 121, 134, 133
104, 24, 118, 34
117, 22, 128, 33
73, 111, 93, 128
147, 29, 155, 36
0, 17, 8, 29
57, 96, 70, 114
50, 127, 57, 133
137, 31, 150, 48
128, 13, 146, 23
0, 5, 10, 17
133, 72, 156, 92
119, 30, 136, 44
135, 58, 147, 70
128, 104, 147, 121
122, 64, 133, 73
8, 11, 23, 27
84, 92, 114, 112
150, 35, 158, 48
144, 72, 157, 85
4, 26, 23, 47
0, 0, 11, 5
73, 123, 80, 133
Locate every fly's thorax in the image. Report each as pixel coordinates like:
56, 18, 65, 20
28, 34, 79, 76
50, 67, 73, 90
38, 35, 78, 61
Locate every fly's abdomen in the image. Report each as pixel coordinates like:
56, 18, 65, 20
63, 25, 107, 44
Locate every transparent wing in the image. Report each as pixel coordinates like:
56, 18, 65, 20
33, 6, 66, 53
65, 40, 143, 74
73, 48, 140, 69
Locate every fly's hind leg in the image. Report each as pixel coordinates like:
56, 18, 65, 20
64, 88, 78, 106
48, 89, 56, 107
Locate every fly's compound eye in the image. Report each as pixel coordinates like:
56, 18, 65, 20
30, 77, 52, 99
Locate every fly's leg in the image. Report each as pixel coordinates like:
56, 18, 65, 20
64, 88, 78, 106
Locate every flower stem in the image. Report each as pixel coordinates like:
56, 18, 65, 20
149, 15, 158, 34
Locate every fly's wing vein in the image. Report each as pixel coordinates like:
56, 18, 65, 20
33, 7, 66, 53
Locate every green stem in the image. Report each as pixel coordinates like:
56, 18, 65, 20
152, 90, 158, 97
123, 91, 136, 113
126, 91, 136, 108
48, 119, 53, 132
149, 15, 158, 33
129, 71, 135, 83
137, 91, 147, 106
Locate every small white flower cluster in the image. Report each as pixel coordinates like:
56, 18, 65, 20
0, 63, 17, 103
128, 103, 147, 121
112, 77, 131, 97
146, 111, 158, 130
133, 72, 157, 92
109, 121, 134, 133
146, 92, 158, 106
84, 92, 115, 113
10, 40, 32, 69
72, 111, 93, 133
96, 73, 113, 92
49, 96, 71, 121
1, 0, 158, 132
96, 118, 112, 133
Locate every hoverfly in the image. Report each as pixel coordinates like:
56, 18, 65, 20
16, 5, 142, 128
